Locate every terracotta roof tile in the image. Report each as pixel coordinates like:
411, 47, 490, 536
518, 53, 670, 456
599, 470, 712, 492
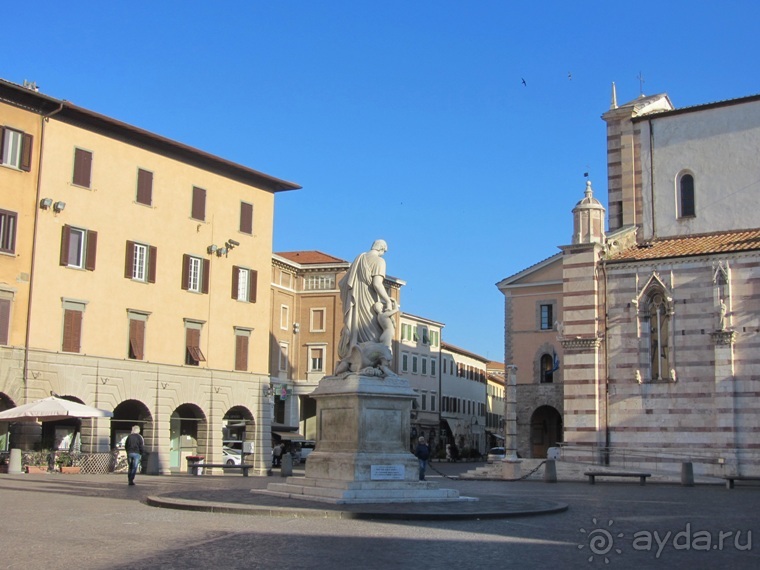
275, 251, 348, 265
606, 229, 760, 263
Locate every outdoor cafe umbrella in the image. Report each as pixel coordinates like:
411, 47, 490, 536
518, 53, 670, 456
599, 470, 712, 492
0, 395, 113, 422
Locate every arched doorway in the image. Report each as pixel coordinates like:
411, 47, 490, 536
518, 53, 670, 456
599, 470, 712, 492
169, 403, 207, 473
222, 406, 254, 465
529, 405, 562, 458
111, 400, 153, 450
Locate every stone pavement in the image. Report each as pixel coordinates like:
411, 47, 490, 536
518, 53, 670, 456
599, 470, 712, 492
2, 462, 759, 569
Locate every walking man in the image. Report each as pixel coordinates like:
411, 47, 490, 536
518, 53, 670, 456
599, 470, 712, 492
125, 425, 144, 486
415, 436, 430, 481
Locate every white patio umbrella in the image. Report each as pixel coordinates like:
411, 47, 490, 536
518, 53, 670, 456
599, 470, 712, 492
0, 396, 113, 422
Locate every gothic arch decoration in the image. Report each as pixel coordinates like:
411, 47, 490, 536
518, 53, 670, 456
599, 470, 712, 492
533, 342, 559, 384
634, 272, 675, 382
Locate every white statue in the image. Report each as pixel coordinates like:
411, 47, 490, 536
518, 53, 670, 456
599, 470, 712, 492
335, 240, 396, 376
718, 298, 727, 331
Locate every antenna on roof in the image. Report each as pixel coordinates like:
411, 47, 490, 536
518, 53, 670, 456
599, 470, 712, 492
23, 80, 39, 92
637, 72, 645, 97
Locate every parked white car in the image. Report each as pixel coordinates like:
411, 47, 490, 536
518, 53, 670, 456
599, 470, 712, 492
222, 446, 242, 465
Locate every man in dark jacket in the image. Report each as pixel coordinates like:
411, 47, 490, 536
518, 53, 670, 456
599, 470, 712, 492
415, 436, 430, 481
125, 425, 145, 486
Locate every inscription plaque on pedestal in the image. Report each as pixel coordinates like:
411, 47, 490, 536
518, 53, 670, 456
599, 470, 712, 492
370, 464, 405, 481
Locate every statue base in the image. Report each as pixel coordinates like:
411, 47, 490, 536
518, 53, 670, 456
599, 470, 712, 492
263, 373, 469, 504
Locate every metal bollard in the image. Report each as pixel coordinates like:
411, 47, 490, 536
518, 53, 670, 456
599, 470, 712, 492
280, 453, 293, 477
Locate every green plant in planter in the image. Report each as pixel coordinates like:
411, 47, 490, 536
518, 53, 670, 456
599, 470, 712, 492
56, 452, 74, 468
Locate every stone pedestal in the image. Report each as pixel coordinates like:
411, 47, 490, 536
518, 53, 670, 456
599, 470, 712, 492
501, 457, 523, 479
264, 373, 467, 504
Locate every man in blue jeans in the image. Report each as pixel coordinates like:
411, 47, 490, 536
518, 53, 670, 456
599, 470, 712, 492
415, 436, 430, 481
125, 425, 145, 486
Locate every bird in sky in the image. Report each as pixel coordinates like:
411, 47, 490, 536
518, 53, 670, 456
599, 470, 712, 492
568, 72, 572, 80
521, 78, 527, 86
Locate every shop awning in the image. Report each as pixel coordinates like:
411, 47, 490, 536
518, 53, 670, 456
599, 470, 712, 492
272, 430, 305, 441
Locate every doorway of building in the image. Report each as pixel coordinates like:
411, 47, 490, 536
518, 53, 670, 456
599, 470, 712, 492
529, 405, 562, 458
169, 403, 207, 473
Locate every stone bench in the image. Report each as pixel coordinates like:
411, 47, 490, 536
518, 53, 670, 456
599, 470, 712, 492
722, 475, 760, 489
190, 462, 252, 476
585, 471, 651, 485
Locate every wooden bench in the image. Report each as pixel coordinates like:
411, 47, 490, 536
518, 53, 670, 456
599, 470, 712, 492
585, 471, 651, 486
190, 462, 252, 476
722, 476, 760, 489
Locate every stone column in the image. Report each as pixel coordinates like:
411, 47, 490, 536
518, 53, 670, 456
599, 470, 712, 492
501, 365, 522, 478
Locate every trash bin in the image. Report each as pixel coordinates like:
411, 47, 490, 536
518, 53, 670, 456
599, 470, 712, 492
186, 455, 204, 475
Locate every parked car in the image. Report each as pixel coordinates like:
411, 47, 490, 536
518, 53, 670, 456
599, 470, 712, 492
299, 441, 316, 462
222, 446, 242, 466
486, 447, 506, 463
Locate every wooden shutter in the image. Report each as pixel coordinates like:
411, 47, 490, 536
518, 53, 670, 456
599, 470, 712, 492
240, 202, 253, 234
235, 333, 248, 371
249, 269, 257, 303
191, 186, 206, 221
181, 254, 190, 290
84, 230, 97, 271
60, 225, 71, 266
231, 266, 240, 299
185, 327, 206, 364
201, 258, 210, 294
73, 148, 92, 188
125, 241, 135, 278
147, 246, 157, 283
136, 169, 153, 205
62, 309, 82, 353
20, 133, 33, 172
0, 128, 5, 161
129, 318, 145, 360
0, 298, 10, 345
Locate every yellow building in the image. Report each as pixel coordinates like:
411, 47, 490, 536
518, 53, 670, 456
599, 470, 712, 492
0, 78, 300, 474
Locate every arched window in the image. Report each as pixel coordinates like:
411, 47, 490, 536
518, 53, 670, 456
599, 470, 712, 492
540, 354, 554, 383
647, 293, 670, 380
679, 173, 695, 218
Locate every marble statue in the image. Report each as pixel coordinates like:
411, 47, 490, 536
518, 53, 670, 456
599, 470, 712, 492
335, 239, 396, 376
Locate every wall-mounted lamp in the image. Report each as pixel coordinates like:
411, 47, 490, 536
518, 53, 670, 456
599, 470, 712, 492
226, 239, 240, 250
53, 201, 66, 213
216, 247, 228, 257
40, 198, 53, 210
207, 244, 218, 254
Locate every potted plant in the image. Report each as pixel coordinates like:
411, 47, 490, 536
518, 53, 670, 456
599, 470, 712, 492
56, 452, 81, 474
24, 450, 50, 474
0, 454, 8, 474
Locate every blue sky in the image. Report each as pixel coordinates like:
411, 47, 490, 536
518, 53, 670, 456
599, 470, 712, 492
6, 1, 758, 361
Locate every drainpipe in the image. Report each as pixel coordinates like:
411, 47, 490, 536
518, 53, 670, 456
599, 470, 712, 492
648, 119, 656, 239
23, 102, 64, 404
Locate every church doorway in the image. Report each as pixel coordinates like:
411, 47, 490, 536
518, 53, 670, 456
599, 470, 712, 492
529, 405, 562, 458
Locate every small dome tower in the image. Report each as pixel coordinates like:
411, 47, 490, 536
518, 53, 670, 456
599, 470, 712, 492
572, 180, 606, 245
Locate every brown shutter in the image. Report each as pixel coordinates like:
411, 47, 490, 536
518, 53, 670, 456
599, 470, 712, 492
73, 148, 92, 187
249, 269, 257, 303
235, 333, 248, 371
84, 230, 97, 271
147, 246, 157, 283
20, 133, 33, 172
0, 298, 10, 345
60, 225, 71, 266
0, 128, 5, 161
191, 186, 206, 221
62, 309, 82, 353
125, 241, 135, 278
231, 266, 240, 299
136, 169, 153, 205
181, 254, 190, 290
240, 202, 253, 234
201, 258, 210, 294
129, 318, 145, 360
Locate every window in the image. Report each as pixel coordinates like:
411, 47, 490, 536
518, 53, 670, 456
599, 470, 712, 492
412, 355, 418, 374
422, 357, 427, 375
541, 354, 554, 383
127, 312, 147, 360
234, 328, 250, 371
429, 330, 439, 347
401, 352, 409, 372
125, 241, 157, 283
540, 303, 553, 330
1, 127, 32, 171
679, 173, 695, 218
232, 266, 257, 302
431, 394, 436, 412
0, 209, 17, 254
62, 300, 86, 353
311, 308, 326, 332
0, 297, 10, 345
181, 254, 209, 294
420, 327, 429, 345
72, 148, 92, 188
647, 293, 670, 381
191, 186, 206, 221
309, 347, 324, 372
421, 393, 427, 411
60, 225, 97, 270
185, 323, 206, 365
136, 169, 153, 206
305, 274, 336, 290
431, 358, 437, 377
279, 342, 289, 372
240, 202, 253, 234
280, 305, 289, 330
